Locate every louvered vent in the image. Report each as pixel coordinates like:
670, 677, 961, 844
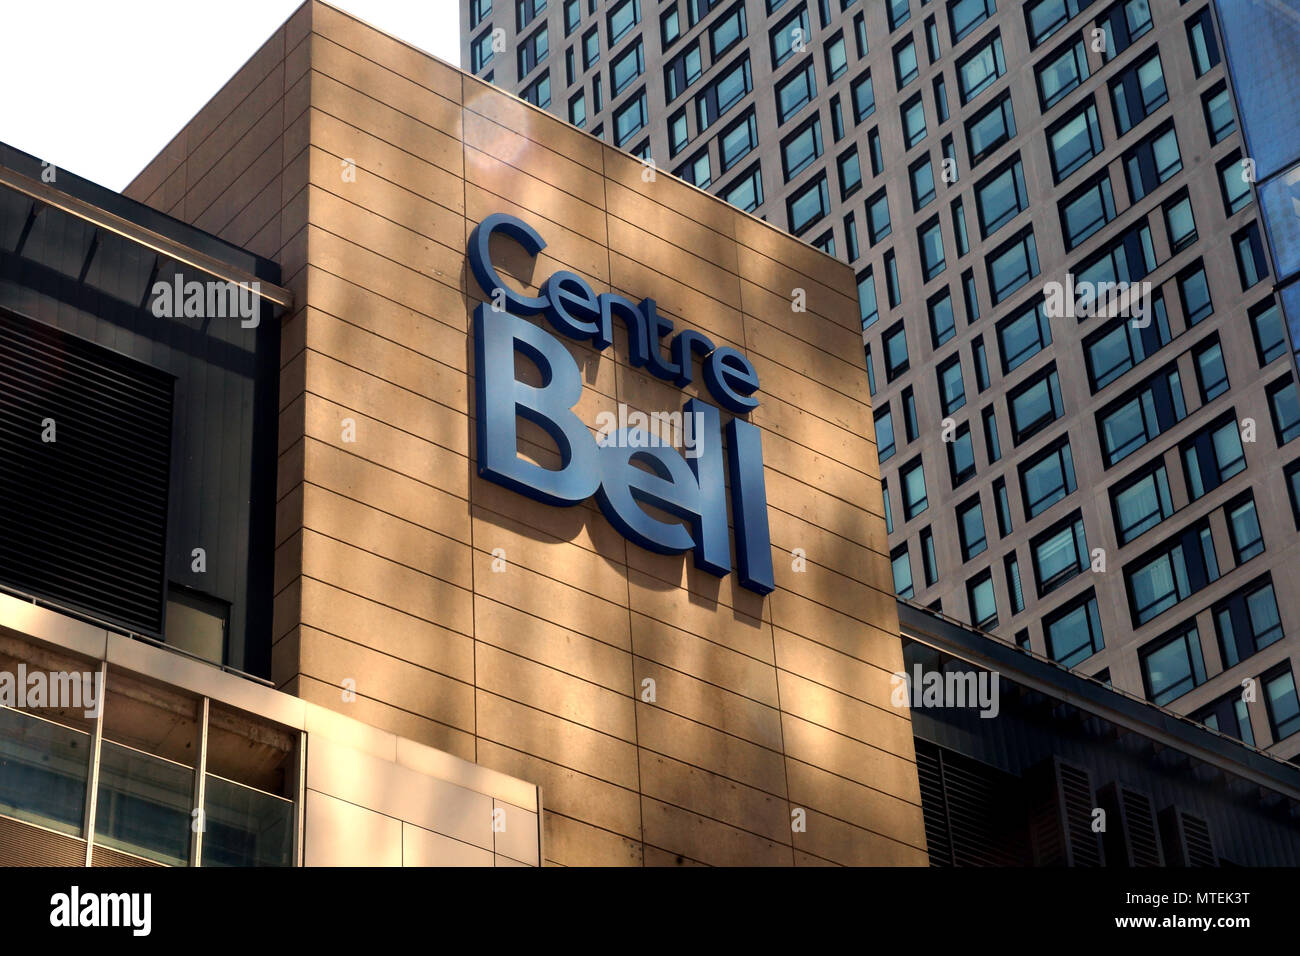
0, 814, 86, 865
1097, 783, 1164, 866
914, 738, 1029, 866
91, 844, 164, 867
1027, 757, 1104, 866
0, 308, 173, 635
1159, 806, 1218, 867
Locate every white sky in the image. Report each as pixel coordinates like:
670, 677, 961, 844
0, 0, 462, 192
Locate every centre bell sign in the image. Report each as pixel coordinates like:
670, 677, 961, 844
469, 213, 775, 595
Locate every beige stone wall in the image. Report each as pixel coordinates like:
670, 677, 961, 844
126, 0, 925, 866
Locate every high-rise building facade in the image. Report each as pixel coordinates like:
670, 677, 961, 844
466, 0, 1300, 761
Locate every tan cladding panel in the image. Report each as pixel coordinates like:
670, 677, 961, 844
135, 0, 919, 867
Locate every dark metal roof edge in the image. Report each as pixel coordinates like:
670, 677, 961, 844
897, 600, 1300, 801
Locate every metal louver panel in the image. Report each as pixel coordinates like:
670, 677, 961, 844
0, 813, 86, 865
0, 307, 173, 635
1028, 756, 1104, 866
1159, 805, 1218, 867
1098, 782, 1164, 866
915, 738, 1030, 866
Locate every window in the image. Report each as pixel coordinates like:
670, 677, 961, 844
1031, 512, 1088, 595
939, 355, 966, 415
851, 70, 876, 123
865, 344, 877, 396
1268, 375, 1300, 446
1111, 459, 1173, 544
1008, 365, 1064, 444
1025, 0, 1096, 48
886, 252, 901, 307
1073, 223, 1156, 298
881, 474, 892, 530
771, 5, 810, 69
1264, 668, 1300, 742
518, 24, 550, 76
1123, 122, 1181, 202
668, 109, 689, 156
610, 38, 644, 95
1045, 590, 1104, 667
677, 149, 712, 188
776, 58, 817, 123
582, 26, 600, 68
1037, 38, 1089, 110
1191, 336, 1229, 403
867, 188, 892, 244
845, 212, 860, 262
1124, 519, 1219, 626
975, 156, 1028, 238
697, 55, 751, 131
996, 300, 1051, 374
1193, 690, 1254, 745
902, 94, 928, 148
1250, 299, 1287, 367
926, 16, 941, 62
517, 0, 544, 30
957, 32, 1005, 104
1215, 578, 1283, 668
919, 218, 946, 281
660, 5, 681, 46
781, 116, 823, 180
522, 71, 551, 107
664, 42, 702, 101
825, 31, 848, 81
889, 0, 912, 30
986, 228, 1039, 304
1226, 494, 1264, 564
1186, 6, 1220, 77
1082, 297, 1171, 392
903, 387, 919, 441
722, 163, 763, 212
1060, 173, 1116, 250
1020, 438, 1076, 518
1177, 262, 1213, 326
901, 457, 929, 519
1218, 152, 1252, 216
1162, 190, 1197, 253
967, 571, 998, 628
894, 38, 919, 89
965, 92, 1016, 166
876, 406, 897, 461
568, 91, 587, 127
1097, 365, 1186, 467
921, 527, 939, 586
566, 48, 577, 85
471, 0, 493, 29
788, 174, 830, 234
884, 320, 910, 380
1110, 52, 1167, 135
949, 424, 977, 486
993, 475, 1012, 535
1181, 414, 1245, 500
892, 545, 915, 598
958, 496, 988, 560
1140, 623, 1206, 705
942, 136, 958, 184
868, 127, 884, 175
471, 29, 496, 72
984, 407, 1003, 463
953, 198, 970, 256
949, 0, 995, 44
1048, 99, 1103, 182
838, 147, 863, 198
963, 270, 980, 323
613, 88, 647, 145
607, 0, 641, 45
719, 109, 758, 171
710, 2, 747, 57
1005, 553, 1025, 614
929, 290, 957, 347
1203, 81, 1234, 145
854, 11, 868, 58
1234, 222, 1268, 290
1096, 0, 1153, 62
858, 269, 879, 328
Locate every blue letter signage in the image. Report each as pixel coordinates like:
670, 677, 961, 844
469, 213, 774, 595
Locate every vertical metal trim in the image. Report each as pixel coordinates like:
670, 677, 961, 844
191, 697, 210, 867
293, 731, 307, 867
535, 785, 544, 868
82, 660, 107, 867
